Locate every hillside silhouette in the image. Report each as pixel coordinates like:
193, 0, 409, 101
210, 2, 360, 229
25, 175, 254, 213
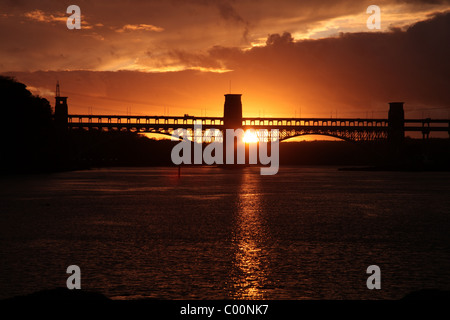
1, 76, 55, 173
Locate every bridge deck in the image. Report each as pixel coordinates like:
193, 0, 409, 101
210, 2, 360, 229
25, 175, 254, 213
65, 114, 450, 141
67, 115, 449, 130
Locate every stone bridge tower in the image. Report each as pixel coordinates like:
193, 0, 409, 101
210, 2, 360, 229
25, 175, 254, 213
54, 81, 68, 134
223, 94, 243, 129
388, 102, 405, 144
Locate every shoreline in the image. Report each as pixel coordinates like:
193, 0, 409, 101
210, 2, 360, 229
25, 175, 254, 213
2, 287, 449, 301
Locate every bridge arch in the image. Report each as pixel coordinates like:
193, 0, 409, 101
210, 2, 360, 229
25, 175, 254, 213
143, 131, 355, 142
279, 133, 353, 142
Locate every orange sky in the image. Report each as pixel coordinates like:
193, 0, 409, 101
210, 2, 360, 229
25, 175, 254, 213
1, 0, 450, 126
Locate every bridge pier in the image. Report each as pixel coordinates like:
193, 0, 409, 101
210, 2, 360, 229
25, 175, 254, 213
421, 119, 431, 140
388, 102, 405, 144
53, 84, 70, 169
223, 94, 243, 165
55, 95, 68, 135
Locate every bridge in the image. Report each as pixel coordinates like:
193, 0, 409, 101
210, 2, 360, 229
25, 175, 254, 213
54, 93, 450, 143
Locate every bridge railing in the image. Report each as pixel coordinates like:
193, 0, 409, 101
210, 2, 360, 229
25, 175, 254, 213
68, 115, 224, 126
242, 118, 389, 127
69, 115, 395, 128
66, 115, 449, 135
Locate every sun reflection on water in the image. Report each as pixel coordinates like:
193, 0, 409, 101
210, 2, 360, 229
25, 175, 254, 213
230, 171, 270, 299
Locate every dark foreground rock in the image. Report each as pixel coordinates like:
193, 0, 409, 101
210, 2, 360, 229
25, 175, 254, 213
401, 289, 450, 300
2, 288, 110, 302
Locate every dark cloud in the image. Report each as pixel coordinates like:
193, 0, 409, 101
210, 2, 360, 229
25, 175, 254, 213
50, 11, 450, 117
266, 32, 294, 46
396, 0, 450, 4
2, 0, 450, 72
2, 2, 450, 120
216, 1, 250, 42
175, 10, 449, 115
217, 2, 244, 23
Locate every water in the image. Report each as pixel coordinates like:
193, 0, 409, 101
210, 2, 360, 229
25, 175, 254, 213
0, 167, 449, 300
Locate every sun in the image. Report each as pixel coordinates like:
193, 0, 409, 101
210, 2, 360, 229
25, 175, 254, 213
243, 130, 259, 143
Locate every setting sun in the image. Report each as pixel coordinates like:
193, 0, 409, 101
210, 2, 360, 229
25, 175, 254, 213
243, 130, 259, 143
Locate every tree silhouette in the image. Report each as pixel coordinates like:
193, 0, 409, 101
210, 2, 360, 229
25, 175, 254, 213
0, 76, 55, 173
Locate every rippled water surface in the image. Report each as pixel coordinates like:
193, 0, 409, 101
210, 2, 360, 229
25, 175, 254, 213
1, 167, 449, 299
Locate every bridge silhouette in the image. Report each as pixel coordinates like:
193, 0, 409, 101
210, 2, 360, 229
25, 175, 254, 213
55, 92, 450, 143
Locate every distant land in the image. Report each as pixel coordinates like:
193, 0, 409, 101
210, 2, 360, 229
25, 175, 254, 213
52, 131, 450, 171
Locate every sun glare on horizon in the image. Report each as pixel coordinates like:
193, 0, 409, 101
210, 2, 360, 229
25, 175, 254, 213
243, 130, 259, 143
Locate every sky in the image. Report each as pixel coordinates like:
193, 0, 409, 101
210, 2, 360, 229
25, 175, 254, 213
1, 0, 450, 122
